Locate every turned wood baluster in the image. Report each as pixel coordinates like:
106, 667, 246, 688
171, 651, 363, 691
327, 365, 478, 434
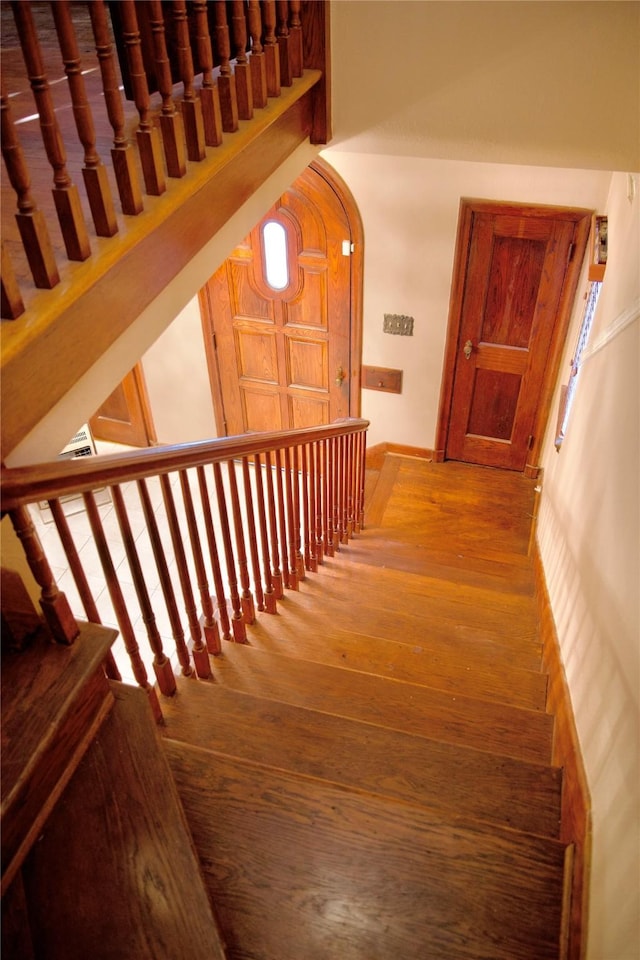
253, 454, 277, 612
305, 442, 318, 572
49, 499, 121, 681
274, 448, 291, 589
263, 451, 284, 599
196, 466, 231, 644
283, 447, 299, 589
11, 1, 91, 261
226, 460, 255, 623
241, 458, 264, 612
300, 443, 311, 572
192, 0, 223, 146
51, 0, 118, 237
179, 469, 220, 661
231, 0, 253, 120
1, 77, 59, 290
292, 444, 305, 581
356, 429, 366, 532
118, 0, 166, 196
137, 479, 193, 675
275, 1, 292, 87
313, 440, 324, 565
0, 242, 24, 320
83, 492, 162, 722
213, 1, 239, 133
212, 462, 247, 642
288, 0, 303, 78
9, 505, 79, 645
160, 474, 209, 678
88, 0, 143, 215
147, 0, 186, 178
337, 433, 347, 545
325, 436, 336, 556
171, 0, 206, 162
247, 0, 267, 109
111, 485, 177, 696
261, 0, 280, 98
345, 432, 354, 539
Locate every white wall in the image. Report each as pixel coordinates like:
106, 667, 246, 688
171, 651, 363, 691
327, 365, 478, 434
537, 172, 640, 960
320, 149, 611, 448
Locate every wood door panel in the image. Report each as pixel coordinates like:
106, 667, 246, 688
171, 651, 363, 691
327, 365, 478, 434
289, 395, 329, 428
236, 328, 279, 382
243, 389, 283, 433
89, 365, 156, 448
287, 337, 328, 390
445, 204, 588, 472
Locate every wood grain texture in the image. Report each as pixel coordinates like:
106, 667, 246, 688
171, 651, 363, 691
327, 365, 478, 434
1, 622, 116, 894
22, 682, 227, 960
203, 641, 554, 763
160, 680, 561, 836
165, 745, 568, 960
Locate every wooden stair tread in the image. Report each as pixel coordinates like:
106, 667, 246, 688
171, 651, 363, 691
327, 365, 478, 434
243, 611, 548, 710
214, 642, 553, 763
165, 743, 569, 960
1, 622, 117, 894
305, 554, 539, 645
161, 679, 561, 837
21, 682, 226, 960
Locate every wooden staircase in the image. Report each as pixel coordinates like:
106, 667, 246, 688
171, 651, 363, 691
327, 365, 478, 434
156, 454, 572, 959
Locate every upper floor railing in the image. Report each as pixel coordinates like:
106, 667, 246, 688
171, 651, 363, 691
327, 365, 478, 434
1, 419, 368, 721
1, 0, 329, 321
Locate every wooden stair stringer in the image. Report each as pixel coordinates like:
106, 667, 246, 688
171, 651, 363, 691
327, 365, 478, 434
164, 741, 571, 960
160, 678, 562, 838
20, 682, 228, 960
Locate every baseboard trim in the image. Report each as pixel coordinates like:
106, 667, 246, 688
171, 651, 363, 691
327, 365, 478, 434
366, 443, 433, 471
533, 545, 591, 960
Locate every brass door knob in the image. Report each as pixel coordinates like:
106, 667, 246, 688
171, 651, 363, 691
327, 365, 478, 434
463, 339, 473, 360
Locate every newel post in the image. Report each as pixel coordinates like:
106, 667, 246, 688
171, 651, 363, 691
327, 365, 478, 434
9, 505, 79, 645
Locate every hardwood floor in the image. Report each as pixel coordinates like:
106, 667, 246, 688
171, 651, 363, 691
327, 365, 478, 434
159, 454, 572, 960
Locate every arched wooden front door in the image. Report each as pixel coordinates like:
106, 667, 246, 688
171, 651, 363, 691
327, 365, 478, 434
199, 160, 363, 436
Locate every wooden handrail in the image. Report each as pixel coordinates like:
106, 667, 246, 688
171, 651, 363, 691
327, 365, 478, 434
1, 420, 368, 510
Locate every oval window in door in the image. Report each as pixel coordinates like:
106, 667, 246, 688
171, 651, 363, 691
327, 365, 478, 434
262, 220, 289, 291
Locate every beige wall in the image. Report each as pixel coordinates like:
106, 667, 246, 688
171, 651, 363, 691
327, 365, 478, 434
537, 171, 640, 960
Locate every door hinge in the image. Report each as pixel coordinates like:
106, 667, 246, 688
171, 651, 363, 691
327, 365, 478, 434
341, 240, 354, 256
528, 434, 535, 449
567, 242, 576, 264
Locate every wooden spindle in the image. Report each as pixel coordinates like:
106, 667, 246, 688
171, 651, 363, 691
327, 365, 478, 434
49, 499, 122, 682
111, 485, 177, 696
12, 0, 91, 261
147, 0, 187, 178
325, 435, 336, 556
0, 242, 24, 319
213, 1, 239, 133
118, 0, 166, 196
192, 0, 223, 147
171, 0, 206, 162
314, 439, 325, 565
51, 0, 118, 238
275, 1, 292, 87
231, 0, 253, 120
227, 460, 255, 623
212, 462, 246, 642
274, 448, 293, 588
160, 474, 209, 678
264, 451, 284, 600
137, 479, 193, 676
283, 447, 299, 589
1, 77, 59, 289
196, 466, 231, 644
253, 454, 277, 613
261, 0, 280, 97
357, 429, 367, 531
88, 0, 143, 215
83, 492, 162, 722
247, 1, 267, 109
288, 0, 303, 77
345, 432, 354, 539
337, 433, 346, 545
179, 469, 219, 662
240, 457, 264, 612
304, 442, 318, 572
292, 445, 305, 580
9, 505, 79, 645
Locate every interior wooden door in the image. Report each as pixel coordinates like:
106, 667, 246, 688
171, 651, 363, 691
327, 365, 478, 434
200, 163, 356, 436
89, 364, 157, 447
442, 201, 590, 472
